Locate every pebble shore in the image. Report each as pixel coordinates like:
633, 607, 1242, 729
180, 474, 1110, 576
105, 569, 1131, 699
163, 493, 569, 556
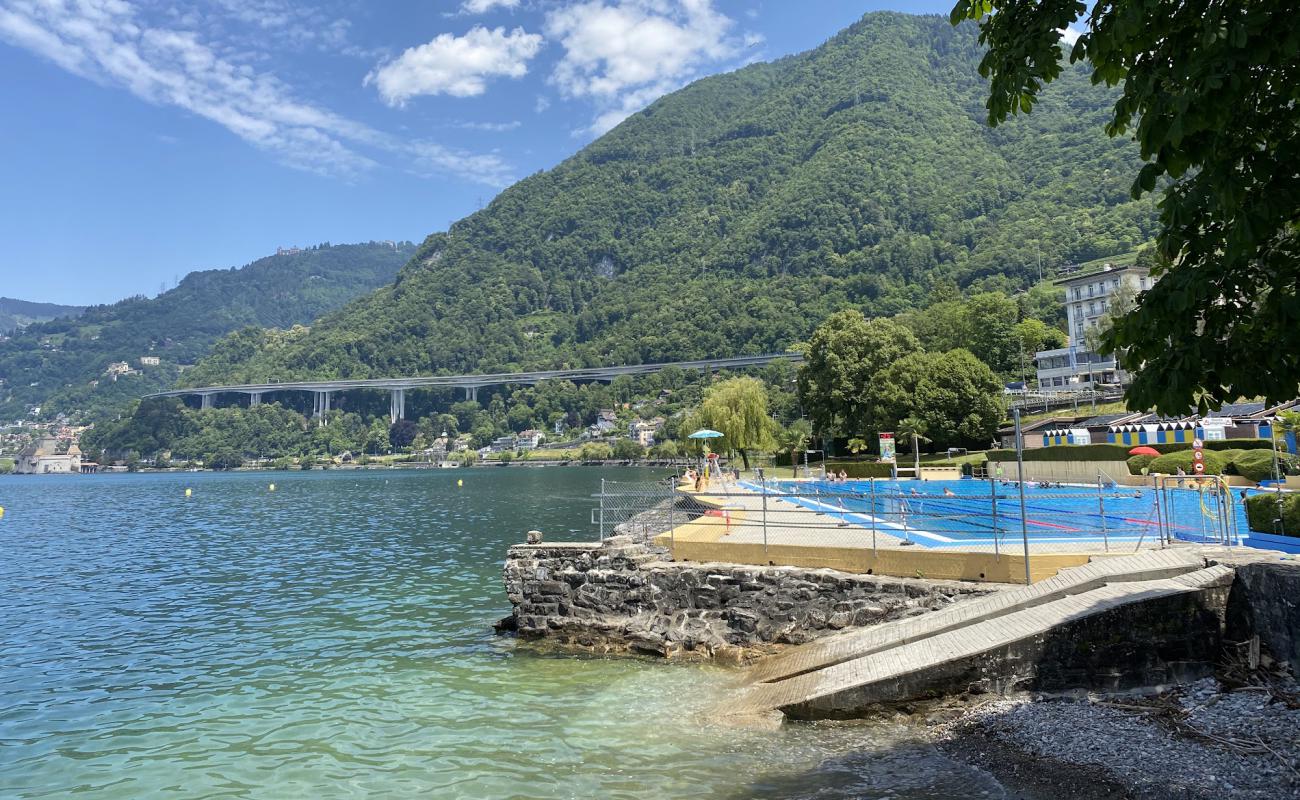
935, 677, 1300, 799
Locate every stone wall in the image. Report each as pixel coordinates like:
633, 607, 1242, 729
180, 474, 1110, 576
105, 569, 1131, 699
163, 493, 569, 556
500, 534, 992, 661
1227, 561, 1300, 675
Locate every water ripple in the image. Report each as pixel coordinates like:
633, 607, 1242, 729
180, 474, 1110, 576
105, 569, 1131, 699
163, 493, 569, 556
0, 468, 1001, 799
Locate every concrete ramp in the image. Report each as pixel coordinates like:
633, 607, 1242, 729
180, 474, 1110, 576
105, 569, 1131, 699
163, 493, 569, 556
740, 549, 1206, 686
724, 550, 1231, 720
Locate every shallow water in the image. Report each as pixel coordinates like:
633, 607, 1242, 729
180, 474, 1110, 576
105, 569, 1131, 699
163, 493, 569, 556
0, 468, 1002, 799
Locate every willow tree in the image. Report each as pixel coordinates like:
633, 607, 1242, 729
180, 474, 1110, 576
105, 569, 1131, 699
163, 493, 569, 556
697, 376, 776, 471
951, 0, 1300, 413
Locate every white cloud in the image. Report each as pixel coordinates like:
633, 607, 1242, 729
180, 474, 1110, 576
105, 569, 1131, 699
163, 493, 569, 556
455, 119, 522, 131
460, 0, 520, 13
408, 140, 514, 185
545, 0, 739, 134
0, 0, 514, 185
367, 25, 543, 105
534, 93, 550, 113
1058, 26, 1082, 45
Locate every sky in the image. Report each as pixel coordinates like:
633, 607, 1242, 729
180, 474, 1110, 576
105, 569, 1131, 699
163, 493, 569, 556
0, 0, 957, 306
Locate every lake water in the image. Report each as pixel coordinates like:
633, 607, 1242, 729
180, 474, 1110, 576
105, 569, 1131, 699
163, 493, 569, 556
0, 468, 1005, 799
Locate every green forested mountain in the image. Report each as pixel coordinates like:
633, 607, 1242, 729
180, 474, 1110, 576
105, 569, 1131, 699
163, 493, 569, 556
0, 297, 84, 335
0, 242, 415, 421
193, 12, 1154, 386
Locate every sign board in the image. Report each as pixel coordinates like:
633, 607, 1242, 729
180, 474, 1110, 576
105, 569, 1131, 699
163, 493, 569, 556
1192, 438, 1204, 449
879, 432, 896, 463
1193, 461, 1205, 474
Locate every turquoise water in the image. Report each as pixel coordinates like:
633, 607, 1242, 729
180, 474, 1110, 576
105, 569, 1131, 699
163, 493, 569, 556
766, 478, 1251, 547
0, 468, 1002, 799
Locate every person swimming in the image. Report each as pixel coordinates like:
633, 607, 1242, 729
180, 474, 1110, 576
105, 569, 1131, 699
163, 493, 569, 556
943, 487, 956, 497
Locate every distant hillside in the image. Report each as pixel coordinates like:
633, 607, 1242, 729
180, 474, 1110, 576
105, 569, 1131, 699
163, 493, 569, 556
190, 12, 1154, 387
0, 297, 84, 335
0, 241, 416, 421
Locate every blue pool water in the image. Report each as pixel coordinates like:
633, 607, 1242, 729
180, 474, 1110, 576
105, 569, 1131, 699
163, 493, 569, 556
761, 479, 1255, 548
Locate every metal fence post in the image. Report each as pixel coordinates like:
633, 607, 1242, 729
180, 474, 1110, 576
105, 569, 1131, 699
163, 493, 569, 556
1159, 478, 1170, 548
1014, 408, 1031, 585
669, 476, 676, 550
870, 477, 878, 555
1098, 472, 1109, 552
990, 472, 1000, 561
760, 472, 769, 557
599, 477, 607, 541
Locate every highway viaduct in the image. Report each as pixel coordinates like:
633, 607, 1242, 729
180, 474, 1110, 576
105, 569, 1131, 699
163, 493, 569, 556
145, 353, 804, 426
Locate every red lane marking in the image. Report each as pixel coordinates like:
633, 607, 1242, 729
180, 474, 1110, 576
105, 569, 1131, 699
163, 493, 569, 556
1024, 518, 1080, 531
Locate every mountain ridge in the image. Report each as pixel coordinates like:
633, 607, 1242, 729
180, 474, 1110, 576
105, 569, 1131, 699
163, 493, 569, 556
191, 13, 1154, 385
0, 241, 416, 421
0, 297, 85, 336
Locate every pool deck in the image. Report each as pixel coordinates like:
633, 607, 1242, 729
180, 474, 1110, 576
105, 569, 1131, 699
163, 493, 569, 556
655, 480, 1204, 584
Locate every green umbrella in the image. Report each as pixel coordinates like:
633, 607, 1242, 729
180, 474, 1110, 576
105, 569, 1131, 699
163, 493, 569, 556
687, 429, 724, 439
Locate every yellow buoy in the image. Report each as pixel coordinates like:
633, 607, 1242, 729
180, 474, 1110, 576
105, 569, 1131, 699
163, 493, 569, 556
269, 483, 276, 492
184, 488, 192, 498
0, 505, 5, 519
457, 479, 463, 487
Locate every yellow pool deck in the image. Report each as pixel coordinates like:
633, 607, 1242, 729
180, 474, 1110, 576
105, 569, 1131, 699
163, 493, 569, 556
656, 482, 1179, 585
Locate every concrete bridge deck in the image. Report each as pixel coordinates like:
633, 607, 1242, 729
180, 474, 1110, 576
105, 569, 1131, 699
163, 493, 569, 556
143, 352, 803, 423
719, 549, 1234, 720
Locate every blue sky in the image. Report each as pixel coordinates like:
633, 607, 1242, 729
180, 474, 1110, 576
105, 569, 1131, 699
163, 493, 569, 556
0, 0, 956, 305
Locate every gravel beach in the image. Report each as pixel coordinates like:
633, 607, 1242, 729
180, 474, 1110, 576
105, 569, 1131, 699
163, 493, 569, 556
935, 678, 1300, 799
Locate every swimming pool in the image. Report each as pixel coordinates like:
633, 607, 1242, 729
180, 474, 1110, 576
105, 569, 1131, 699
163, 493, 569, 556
755, 479, 1251, 549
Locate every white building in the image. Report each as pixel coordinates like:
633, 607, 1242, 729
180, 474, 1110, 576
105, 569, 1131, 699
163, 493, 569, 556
16, 437, 81, 474
1034, 263, 1156, 390
516, 430, 545, 450
629, 418, 663, 448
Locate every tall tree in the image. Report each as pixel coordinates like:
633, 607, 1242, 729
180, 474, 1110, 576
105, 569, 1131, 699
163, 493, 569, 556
878, 349, 1004, 449
797, 311, 921, 438
1013, 318, 1067, 383
696, 376, 776, 471
951, 0, 1300, 412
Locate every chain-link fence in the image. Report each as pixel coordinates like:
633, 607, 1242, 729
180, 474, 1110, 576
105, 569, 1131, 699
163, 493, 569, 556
592, 471, 1247, 582
590, 477, 680, 544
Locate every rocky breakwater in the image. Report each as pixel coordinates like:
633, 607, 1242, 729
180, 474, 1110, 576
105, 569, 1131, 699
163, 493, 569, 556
499, 534, 993, 661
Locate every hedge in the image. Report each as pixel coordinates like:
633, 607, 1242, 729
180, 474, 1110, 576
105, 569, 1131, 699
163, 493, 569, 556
1148, 449, 1229, 476
987, 438, 1275, 463
1245, 492, 1300, 537
807, 460, 965, 479
987, 444, 1138, 462
1126, 454, 1156, 474
1226, 450, 1280, 483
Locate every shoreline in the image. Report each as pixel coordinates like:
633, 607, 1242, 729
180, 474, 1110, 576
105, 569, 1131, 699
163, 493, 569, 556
497, 500, 1300, 797
0, 459, 685, 475
929, 678, 1300, 799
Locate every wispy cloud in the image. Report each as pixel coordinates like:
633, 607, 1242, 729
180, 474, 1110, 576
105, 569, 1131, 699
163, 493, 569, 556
454, 119, 522, 132
460, 0, 521, 13
1058, 26, 1083, 45
544, 0, 741, 135
0, 0, 514, 185
367, 25, 543, 105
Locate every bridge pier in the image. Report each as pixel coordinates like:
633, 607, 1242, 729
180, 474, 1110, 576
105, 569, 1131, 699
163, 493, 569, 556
389, 388, 406, 424
200, 393, 214, 410
249, 392, 262, 407
312, 390, 332, 426
463, 386, 478, 402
